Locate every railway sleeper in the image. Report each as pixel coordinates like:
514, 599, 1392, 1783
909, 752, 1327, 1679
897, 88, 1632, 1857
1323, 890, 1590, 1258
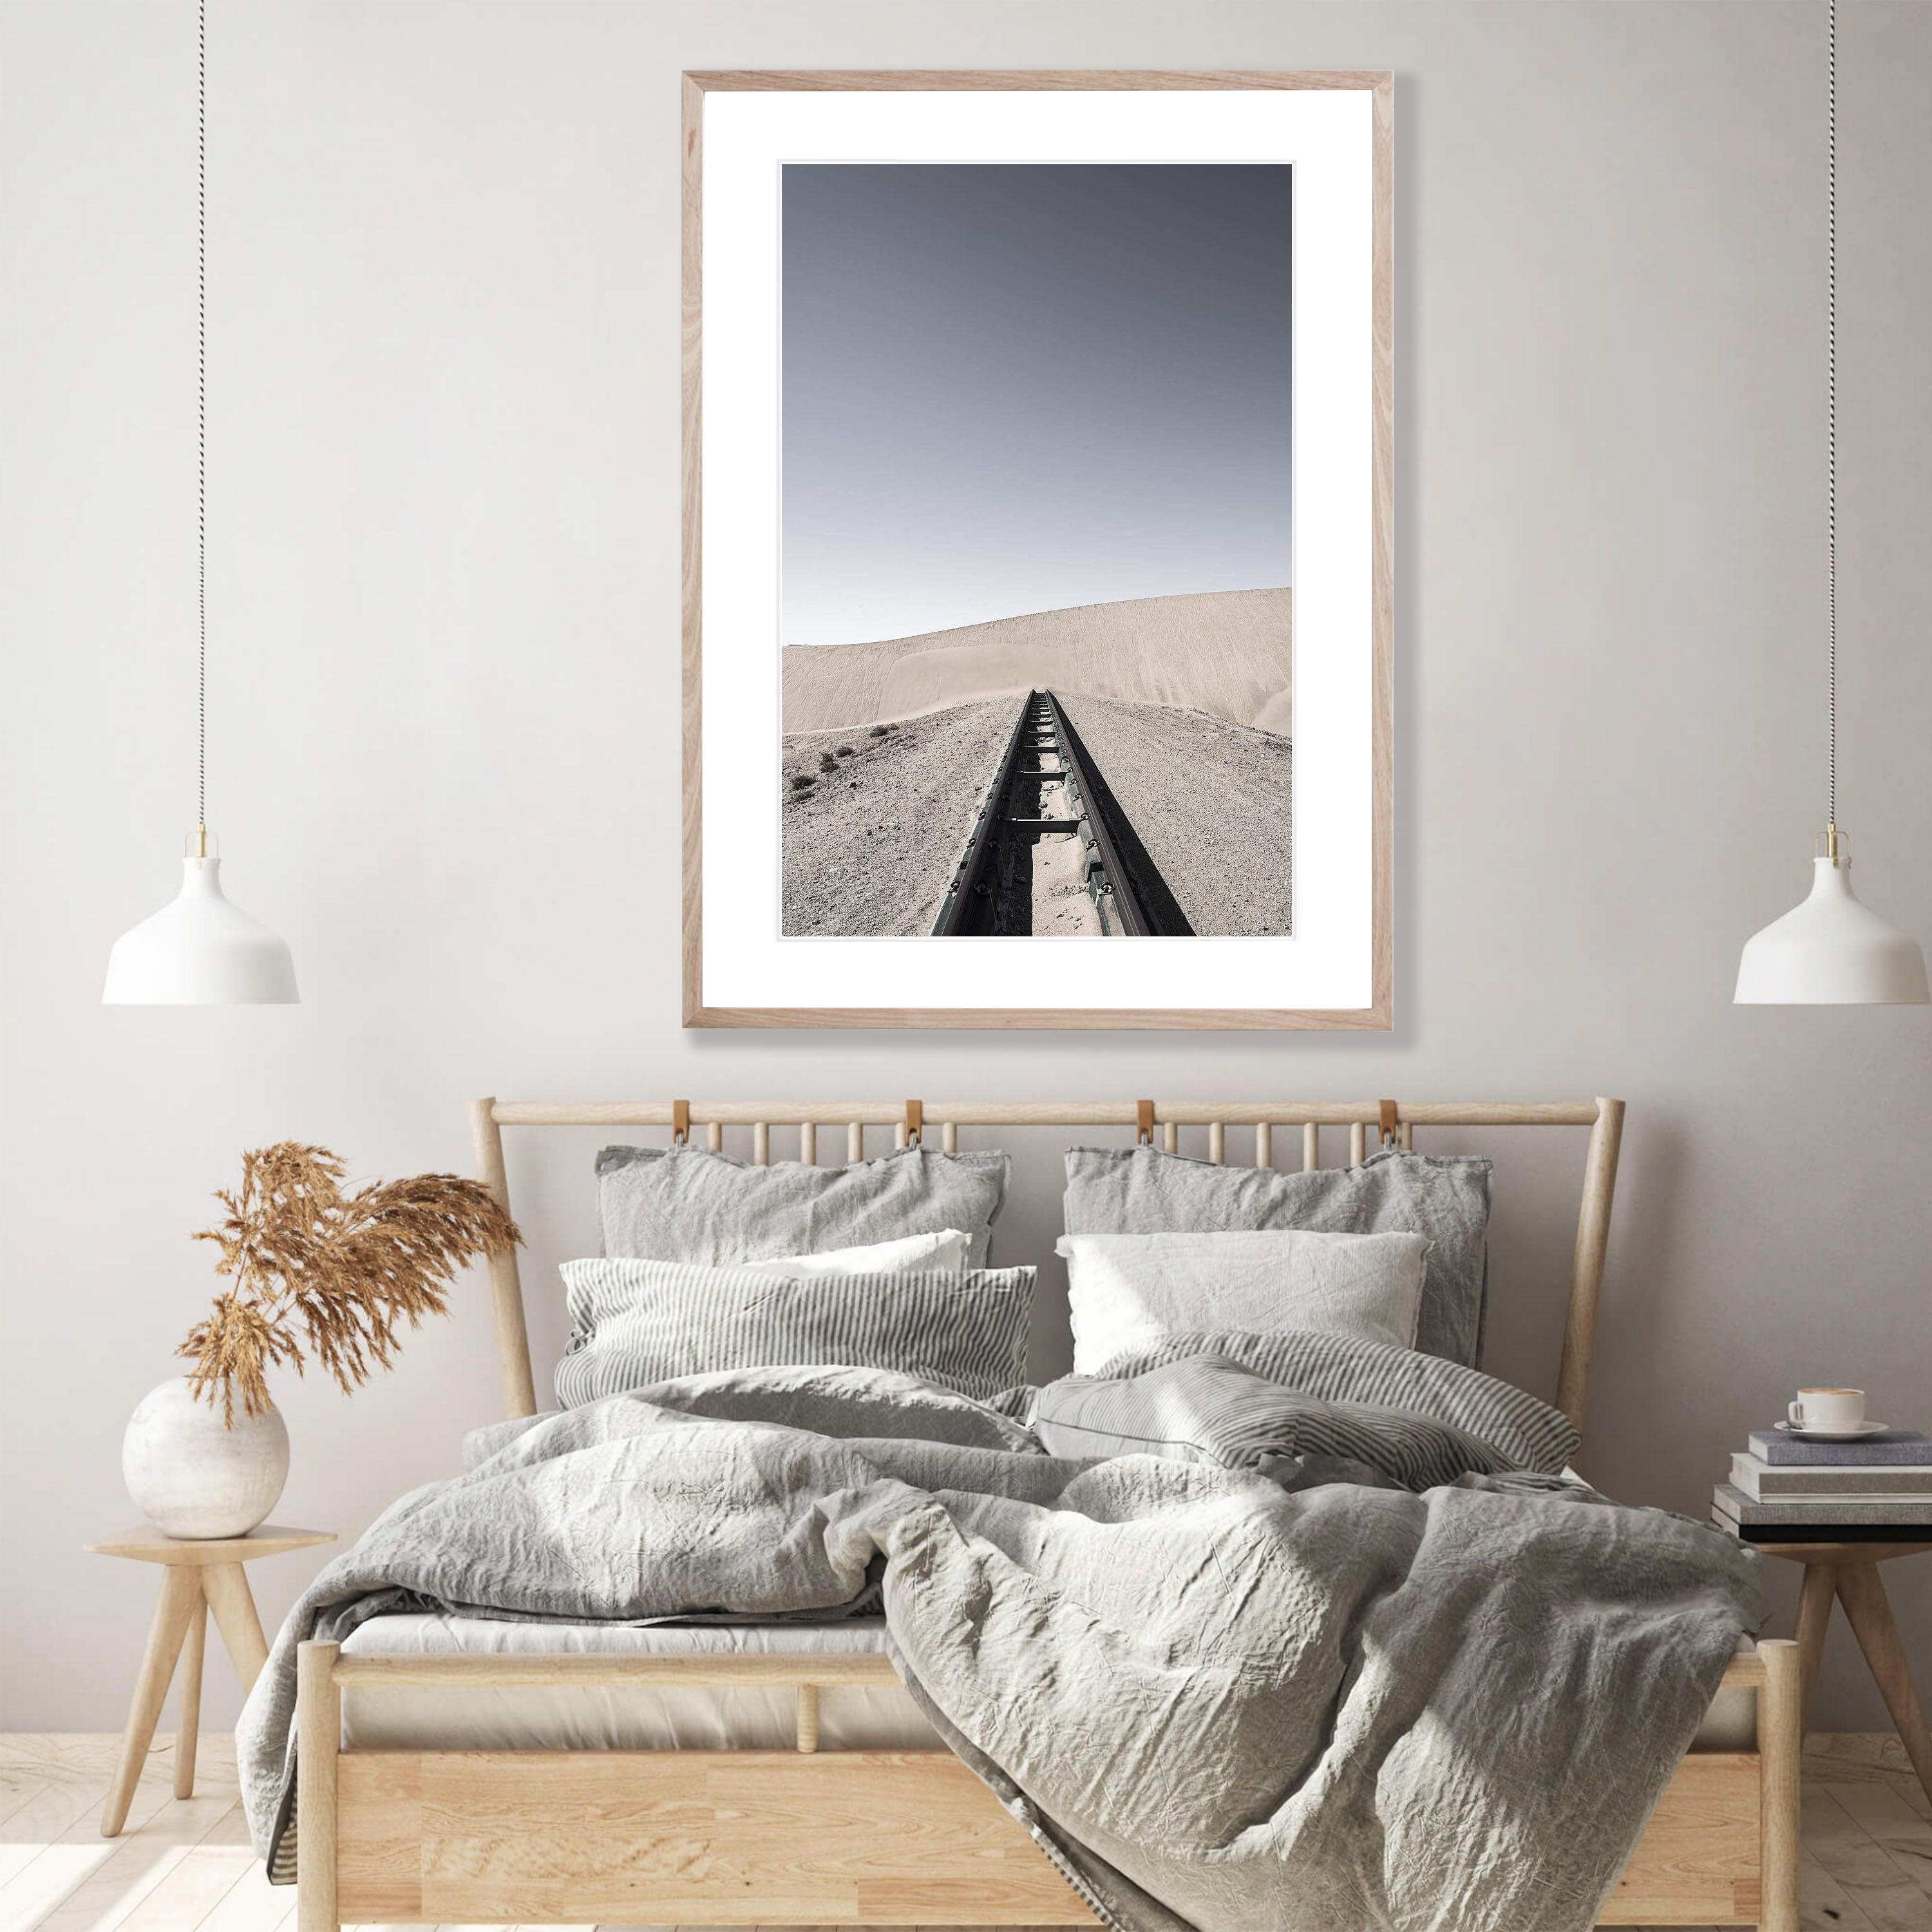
929, 687, 1188, 936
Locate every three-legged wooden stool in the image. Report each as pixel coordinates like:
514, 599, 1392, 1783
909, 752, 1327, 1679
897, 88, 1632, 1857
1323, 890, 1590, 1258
87, 1522, 334, 1837
1762, 1539, 1932, 1803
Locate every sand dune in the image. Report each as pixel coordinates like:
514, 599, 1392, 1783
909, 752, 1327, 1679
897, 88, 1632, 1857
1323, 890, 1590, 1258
782, 586, 1291, 735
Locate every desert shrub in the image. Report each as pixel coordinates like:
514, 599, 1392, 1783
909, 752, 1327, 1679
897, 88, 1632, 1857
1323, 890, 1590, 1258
836, 746, 855, 758
818, 751, 838, 773
791, 773, 815, 791
869, 724, 887, 738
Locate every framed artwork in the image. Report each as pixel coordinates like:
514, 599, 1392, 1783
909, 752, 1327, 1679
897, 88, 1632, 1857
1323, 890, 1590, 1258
682, 70, 1392, 1029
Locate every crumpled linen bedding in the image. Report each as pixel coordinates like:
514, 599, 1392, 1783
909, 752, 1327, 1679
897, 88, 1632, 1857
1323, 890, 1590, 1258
238, 1351, 1761, 1932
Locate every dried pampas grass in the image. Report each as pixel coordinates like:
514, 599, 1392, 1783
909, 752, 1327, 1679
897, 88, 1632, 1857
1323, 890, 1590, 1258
180, 1142, 522, 1425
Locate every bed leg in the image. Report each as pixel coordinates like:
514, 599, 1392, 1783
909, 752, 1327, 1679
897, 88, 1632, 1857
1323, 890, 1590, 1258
1759, 1638, 1800, 1932
298, 1640, 341, 1932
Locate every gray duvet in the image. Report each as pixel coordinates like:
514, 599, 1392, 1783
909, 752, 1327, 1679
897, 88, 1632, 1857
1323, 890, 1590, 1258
237, 1356, 1760, 1932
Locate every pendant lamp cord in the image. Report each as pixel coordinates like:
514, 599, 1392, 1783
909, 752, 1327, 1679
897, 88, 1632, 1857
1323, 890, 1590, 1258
1827, 0, 1838, 835
194, 0, 205, 838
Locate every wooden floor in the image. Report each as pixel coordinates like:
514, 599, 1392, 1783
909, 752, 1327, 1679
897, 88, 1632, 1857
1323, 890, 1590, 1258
4, 1734, 1929, 1932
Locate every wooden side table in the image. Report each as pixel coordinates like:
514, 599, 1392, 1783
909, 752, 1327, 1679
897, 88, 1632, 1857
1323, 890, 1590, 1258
1754, 1537, 1932, 1804
87, 1521, 334, 1837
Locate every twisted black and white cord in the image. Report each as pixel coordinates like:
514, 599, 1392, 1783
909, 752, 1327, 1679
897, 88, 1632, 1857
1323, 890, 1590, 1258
196, 0, 207, 832
1827, 0, 1837, 832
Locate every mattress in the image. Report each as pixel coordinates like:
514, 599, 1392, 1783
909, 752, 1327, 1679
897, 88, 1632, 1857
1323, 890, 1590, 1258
338, 1613, 1758, 1754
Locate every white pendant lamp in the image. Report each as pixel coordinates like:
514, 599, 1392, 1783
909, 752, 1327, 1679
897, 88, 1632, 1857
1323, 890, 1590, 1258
104, 0, 297, 1007
1736, 832, 1928, 1005
1735, 0, 1927, 1007
104, 831, 298, 1005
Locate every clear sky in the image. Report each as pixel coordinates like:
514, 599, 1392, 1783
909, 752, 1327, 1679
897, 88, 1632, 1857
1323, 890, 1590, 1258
781, 162, 1293, 649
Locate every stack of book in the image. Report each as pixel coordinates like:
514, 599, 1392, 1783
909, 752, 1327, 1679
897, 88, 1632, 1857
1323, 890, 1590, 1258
1714, 1429, 1932, 1540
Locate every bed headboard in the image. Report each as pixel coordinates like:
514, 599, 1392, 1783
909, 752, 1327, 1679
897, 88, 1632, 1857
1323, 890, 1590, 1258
469, 1096, 1625, 1442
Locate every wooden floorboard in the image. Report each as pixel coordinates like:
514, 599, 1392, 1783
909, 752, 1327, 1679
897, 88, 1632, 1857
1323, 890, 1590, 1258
2, 1735, 1927, 1932
1803, 1842, 1884, 1931
1828, 1783, 1932, 1906
1804, 1785, 1932, 1932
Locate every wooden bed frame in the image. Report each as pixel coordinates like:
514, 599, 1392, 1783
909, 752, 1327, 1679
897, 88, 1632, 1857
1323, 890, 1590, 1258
294, 1096, 1799, 1931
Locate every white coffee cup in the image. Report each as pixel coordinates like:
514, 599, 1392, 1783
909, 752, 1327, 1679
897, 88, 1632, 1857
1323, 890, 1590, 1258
1788, 1387, 1866, 1433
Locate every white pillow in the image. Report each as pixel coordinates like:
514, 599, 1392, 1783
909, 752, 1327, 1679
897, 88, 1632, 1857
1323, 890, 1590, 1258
737, 1227, 971, 1278
1054, 1229, 1430, 1373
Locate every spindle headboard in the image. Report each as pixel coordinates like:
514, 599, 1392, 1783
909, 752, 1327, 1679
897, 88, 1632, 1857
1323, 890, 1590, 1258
469, 1096, 1625, 1441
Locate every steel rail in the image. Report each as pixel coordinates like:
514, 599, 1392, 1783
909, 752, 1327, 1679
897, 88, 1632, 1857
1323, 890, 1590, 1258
928, 694, 1034, 936
1044, 690, 1163, 934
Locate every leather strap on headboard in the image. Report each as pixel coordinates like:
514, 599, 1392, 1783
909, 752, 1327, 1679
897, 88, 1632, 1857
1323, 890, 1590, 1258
672, 1099, 690, 1144
1137, 1099, 1155, 1146
1379, 1098, 1398, 1148
904, 1099, 923, 1145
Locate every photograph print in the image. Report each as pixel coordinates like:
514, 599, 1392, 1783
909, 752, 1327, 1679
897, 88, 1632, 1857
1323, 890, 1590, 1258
779, 162, 1294, 941
683, 71, 1390, 1029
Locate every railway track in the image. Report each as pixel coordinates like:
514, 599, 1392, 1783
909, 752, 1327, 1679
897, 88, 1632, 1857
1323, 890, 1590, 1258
929, 689, 1193, 936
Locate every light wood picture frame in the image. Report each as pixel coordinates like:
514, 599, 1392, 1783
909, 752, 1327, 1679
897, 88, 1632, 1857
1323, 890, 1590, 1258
682, 70, 1393, 1029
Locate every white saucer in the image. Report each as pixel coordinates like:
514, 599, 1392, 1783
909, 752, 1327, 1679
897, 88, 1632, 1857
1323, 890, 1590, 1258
1775, 1419, 1890, 1441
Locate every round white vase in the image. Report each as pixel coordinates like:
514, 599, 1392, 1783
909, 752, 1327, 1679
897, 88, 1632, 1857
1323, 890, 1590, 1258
122, 1378, 289, 1539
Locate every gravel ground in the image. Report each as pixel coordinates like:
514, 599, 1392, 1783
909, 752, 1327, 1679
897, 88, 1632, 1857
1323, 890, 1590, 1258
1055, 693, 1293, 936
781, 696, 1025, 936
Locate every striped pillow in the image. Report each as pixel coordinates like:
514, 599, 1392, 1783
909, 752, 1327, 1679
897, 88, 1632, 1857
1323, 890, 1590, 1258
1077, 1329, 1579, 1475
556, 1258, 1035, 1408
1030, 1356, 1529, 1492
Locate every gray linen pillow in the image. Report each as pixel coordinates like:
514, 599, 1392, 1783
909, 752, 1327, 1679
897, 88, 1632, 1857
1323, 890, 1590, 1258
1062, 1146, 1492, 1366
598, 1144, 1010, 1269
555, 1258, 1035, 1407
1056, 1229, 1429, 1369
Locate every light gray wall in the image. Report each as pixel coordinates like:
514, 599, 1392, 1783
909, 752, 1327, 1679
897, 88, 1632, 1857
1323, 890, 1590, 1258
3, 0, 1929, 1734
